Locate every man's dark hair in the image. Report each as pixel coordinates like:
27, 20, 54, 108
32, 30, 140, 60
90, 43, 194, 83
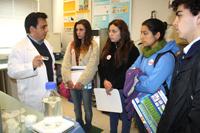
172, 0, 200, 16
24, 12, 48, 33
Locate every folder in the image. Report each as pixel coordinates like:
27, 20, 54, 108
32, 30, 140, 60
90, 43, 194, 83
132, 89, 167, 133
71, 66, 86, 84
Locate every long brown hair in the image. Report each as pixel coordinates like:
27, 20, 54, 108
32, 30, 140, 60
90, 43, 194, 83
73, 19, 93, 65
100, 19, 134, 67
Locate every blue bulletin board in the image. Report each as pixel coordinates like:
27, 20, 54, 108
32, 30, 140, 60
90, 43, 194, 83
92, 0, 131, 29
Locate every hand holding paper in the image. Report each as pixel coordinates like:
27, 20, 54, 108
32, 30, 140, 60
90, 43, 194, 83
104, 80, 113, 95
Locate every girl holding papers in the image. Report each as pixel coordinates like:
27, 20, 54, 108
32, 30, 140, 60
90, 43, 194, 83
61, 19, 99, 131
98, 19, 139, 133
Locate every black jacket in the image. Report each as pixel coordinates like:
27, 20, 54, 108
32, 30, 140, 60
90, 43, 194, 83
98, 43, 139, 90
157, 40, 200, 133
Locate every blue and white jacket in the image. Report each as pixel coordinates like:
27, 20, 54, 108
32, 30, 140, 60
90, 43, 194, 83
130, 40, 180, 94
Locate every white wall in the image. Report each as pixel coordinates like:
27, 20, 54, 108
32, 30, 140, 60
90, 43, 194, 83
131, 0, 175, 43
0, 0, 53, 48
39, 0, 53, 32
0, 0, 38, 48
52, 0, 63, 33
52, 0, 69, 52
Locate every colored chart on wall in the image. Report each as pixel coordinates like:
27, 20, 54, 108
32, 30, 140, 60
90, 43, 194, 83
92, 0, 131, 29
63, 0, 91, 30
63, 0, 76, 29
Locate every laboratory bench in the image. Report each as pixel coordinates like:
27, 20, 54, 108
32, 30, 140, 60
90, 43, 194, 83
0, 59, 12, 96
0, 91, 85, 133
0, 58, 18, 98
0, 58, 85, 132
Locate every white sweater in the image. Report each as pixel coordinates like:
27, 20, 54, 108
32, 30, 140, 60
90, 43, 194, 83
61, 40, 99, 85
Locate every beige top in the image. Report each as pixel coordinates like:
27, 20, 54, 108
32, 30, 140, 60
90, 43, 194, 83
61, 40, 99, 85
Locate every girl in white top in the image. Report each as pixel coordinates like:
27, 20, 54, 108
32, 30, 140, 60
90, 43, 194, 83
61, 19, 99, 131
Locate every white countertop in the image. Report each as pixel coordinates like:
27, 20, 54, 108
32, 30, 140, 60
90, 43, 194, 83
0, 63, 7, 70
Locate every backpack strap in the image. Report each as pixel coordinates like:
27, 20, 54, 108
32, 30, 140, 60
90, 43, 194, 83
154, 50, 176, 97
154, 50, 176, 67
163, 81, 170, 97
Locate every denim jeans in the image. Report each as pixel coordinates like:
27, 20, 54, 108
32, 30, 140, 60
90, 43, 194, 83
70, 88, 93, 129
110, 90, 131, 133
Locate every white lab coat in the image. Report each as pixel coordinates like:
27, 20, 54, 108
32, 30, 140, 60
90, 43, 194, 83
7, 36, 55, 112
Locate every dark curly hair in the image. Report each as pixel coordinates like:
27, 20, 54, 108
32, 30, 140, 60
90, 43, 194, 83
172, 0, 200, 16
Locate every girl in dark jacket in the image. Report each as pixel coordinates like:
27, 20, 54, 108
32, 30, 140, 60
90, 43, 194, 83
98, 19, 139, 133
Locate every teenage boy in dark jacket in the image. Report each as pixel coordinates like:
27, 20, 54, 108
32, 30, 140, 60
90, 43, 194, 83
157, 0, 200, 133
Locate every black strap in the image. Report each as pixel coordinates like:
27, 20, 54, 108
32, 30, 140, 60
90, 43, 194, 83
140, 50, 176, 97
154, 50, 175, 67
154, 50, 176, 97
163, 81, 170, 97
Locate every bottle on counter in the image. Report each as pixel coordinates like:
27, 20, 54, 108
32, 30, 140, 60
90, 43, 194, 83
42, 82, 62, 117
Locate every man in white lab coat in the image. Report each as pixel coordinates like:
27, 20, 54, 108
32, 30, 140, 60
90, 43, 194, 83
7, 12, 55, 112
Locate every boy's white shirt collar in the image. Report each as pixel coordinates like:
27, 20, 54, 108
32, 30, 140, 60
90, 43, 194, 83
183, 36, 200, 54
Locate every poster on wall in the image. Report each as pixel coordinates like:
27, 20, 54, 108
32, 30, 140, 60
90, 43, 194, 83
79, 0, 89, 10
92, 4, 110, 29
63, 0, 76, 30
77, 0, 90, 21
63, 0, 91, 31
92, 0, 131, 29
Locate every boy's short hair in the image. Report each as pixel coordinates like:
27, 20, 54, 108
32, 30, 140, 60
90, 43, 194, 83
172, 0, 200, 16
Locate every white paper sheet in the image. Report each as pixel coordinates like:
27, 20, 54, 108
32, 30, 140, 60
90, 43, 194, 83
94, 88, 122, 113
